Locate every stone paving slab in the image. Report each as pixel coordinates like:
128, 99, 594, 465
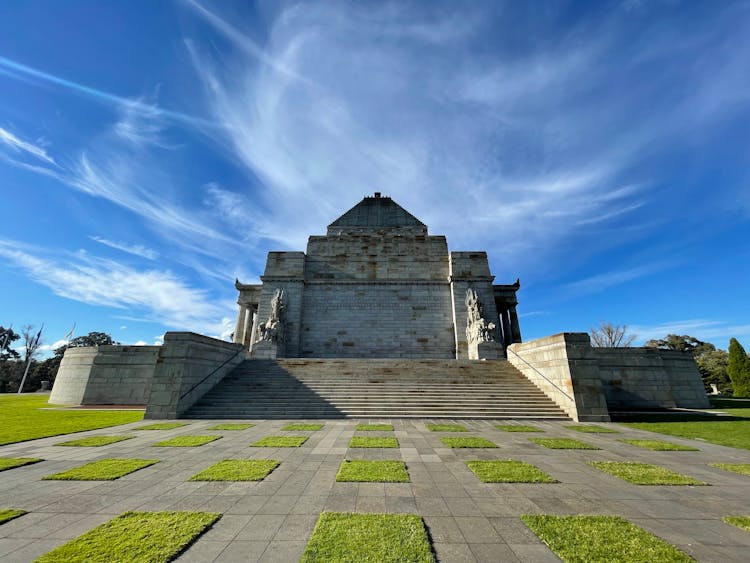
0, 419, 749, 562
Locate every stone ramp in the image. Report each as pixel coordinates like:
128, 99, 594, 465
184, 358, 569, 419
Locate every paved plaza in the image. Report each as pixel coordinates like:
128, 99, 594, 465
1, 419, 749, 562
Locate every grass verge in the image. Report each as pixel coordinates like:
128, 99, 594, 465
35, 510, 220, 562
723, 516, 750, 532
56, 436, 134, 447
356, 424, 394, 431
349, 436, 399, 448
0, 457, 42, 472
588, 461, 707, 485
426, 424, 467, 432
152, 435, 221, 447
496, 425, 543, 432
440, 437, 497, 448
281, 423, 324, 431
709, 463, 750, 476
135, 423, 188, 430
530, 438, 599, 450
619, 439, 699, 451
521, 514, 692, 563
336, 460, 409, 482
250, 436, 308, 448
565, 425, 619, 433
206, 423, 254, 431
301, 512, 434, 562
189, 460, 279, 481
0, 394, 143, 446
466, 460, 556, 483
0, 509, 27, 525
43, 459, 159, 481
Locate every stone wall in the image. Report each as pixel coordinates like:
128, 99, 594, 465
50, 345, 160, 405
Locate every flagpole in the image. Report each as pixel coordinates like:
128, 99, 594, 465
17, 324, 43, 394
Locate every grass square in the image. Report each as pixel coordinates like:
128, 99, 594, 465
189, 460, 279, 481
496, 425, 543, 432
521, 514, 692, 563
152, 435, 221, 447
206, 423, 255, 431
35, 510, 220, 562
43, 459, 159, 481
336, 460, 409, 482
56, 436, 134, 447
440, 437, 497, 448
356, 423, 394, 431
723, 516, 750, 532
466, 460, 556, 483
710, 463, 750, 476
281, 423, 325, 431
530, 438, 600, 450
426, 423, 467, 432
136, 423, 188, 430
301, 512, 434, 562
565, 424, 619, 433
589, 461, 707, 485
349, 436, 399, 448
620, 439, 699, 451
251, 436, 308, 447
0, 457, 42, 472
0, 509, 27, 525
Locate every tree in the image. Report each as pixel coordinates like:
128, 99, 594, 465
645, 334, 715, 355
17, 324, 43, 393
727, 338, 750, 397
0, 326, 20, 361
695, 349, 731, 393
589, 322, 637, 347
54, 331, 119, 358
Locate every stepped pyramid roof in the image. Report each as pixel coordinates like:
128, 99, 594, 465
327, 193, 427, 235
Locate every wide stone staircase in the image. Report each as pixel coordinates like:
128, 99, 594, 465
184, 359, 569, 419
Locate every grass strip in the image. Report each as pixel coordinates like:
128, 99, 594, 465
496, 425, 543, 432
152, 435, 221, 447
301, 512, 434, 562
349, 436, 399, 448
281, 423, 325, 431
356, 423, 394, 431
709, 463, 750, 476
43, 459, 159, 481
336, 460, 409, 482
0, 457, 42, 472
521, 514, 693, 563
35, 510, 220, 563
440, 437, 497, 448
251, 436, 308, 448
135, 423, 188, 430
0, 509, 27, 525
189, 460, 279, 481
589, 461, 707, 485
620, 439, 699, 451
206, 423, 254, 431
466, 460, 556, 483
723, 516, 750, 532
565, 424, 619, 433
0, 394, 143, 446
530, 438, 599, 450
618, 420, 750, 451
56, 436, 134, 447
426, 424, 467, 432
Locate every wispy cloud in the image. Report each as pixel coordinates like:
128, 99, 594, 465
90, 236, 159, 260
564, 262, 675, 297
629, 319, 750, 347
0, 126, 55, 164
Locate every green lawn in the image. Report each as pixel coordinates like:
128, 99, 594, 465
466, 460, 556, 483
0, 509, 26, 525
250, 436, 308, 447
723, 516, 750, 533
0, 457, 42, 472
206, 423, 254, 431
619, 439, 699, 451
336, 460, 409, 482
281, 423, 324, 431
0, 394, 143, 446
496, 424, 543, 432
521, 514, 692, 563
43, 459, 159, 481
56, 436, 134, 447
565, 425, 619, 433
356, 424, 394, 431
152, 435, 221, 447
135, 422, 188, 430
349, 436, 399, 448
530, 438, 599, 450
589, 461, 707, 486
709, 463, 750, 476
426, 423, 467, 432
35, 511, 220, 563
301, 512, 434, 563
189, 460, 279, 481
440, 437, 497, 448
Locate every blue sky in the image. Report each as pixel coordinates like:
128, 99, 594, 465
1, 0, 749, 354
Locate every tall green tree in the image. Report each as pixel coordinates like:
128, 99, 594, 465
727, 338, 750, 397
0, 326, 20, 361
645, 334, 715, 355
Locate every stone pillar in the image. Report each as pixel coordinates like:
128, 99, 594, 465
247, 304, 259, 351
509, 305, 522, 343
233, 305, 246, 345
